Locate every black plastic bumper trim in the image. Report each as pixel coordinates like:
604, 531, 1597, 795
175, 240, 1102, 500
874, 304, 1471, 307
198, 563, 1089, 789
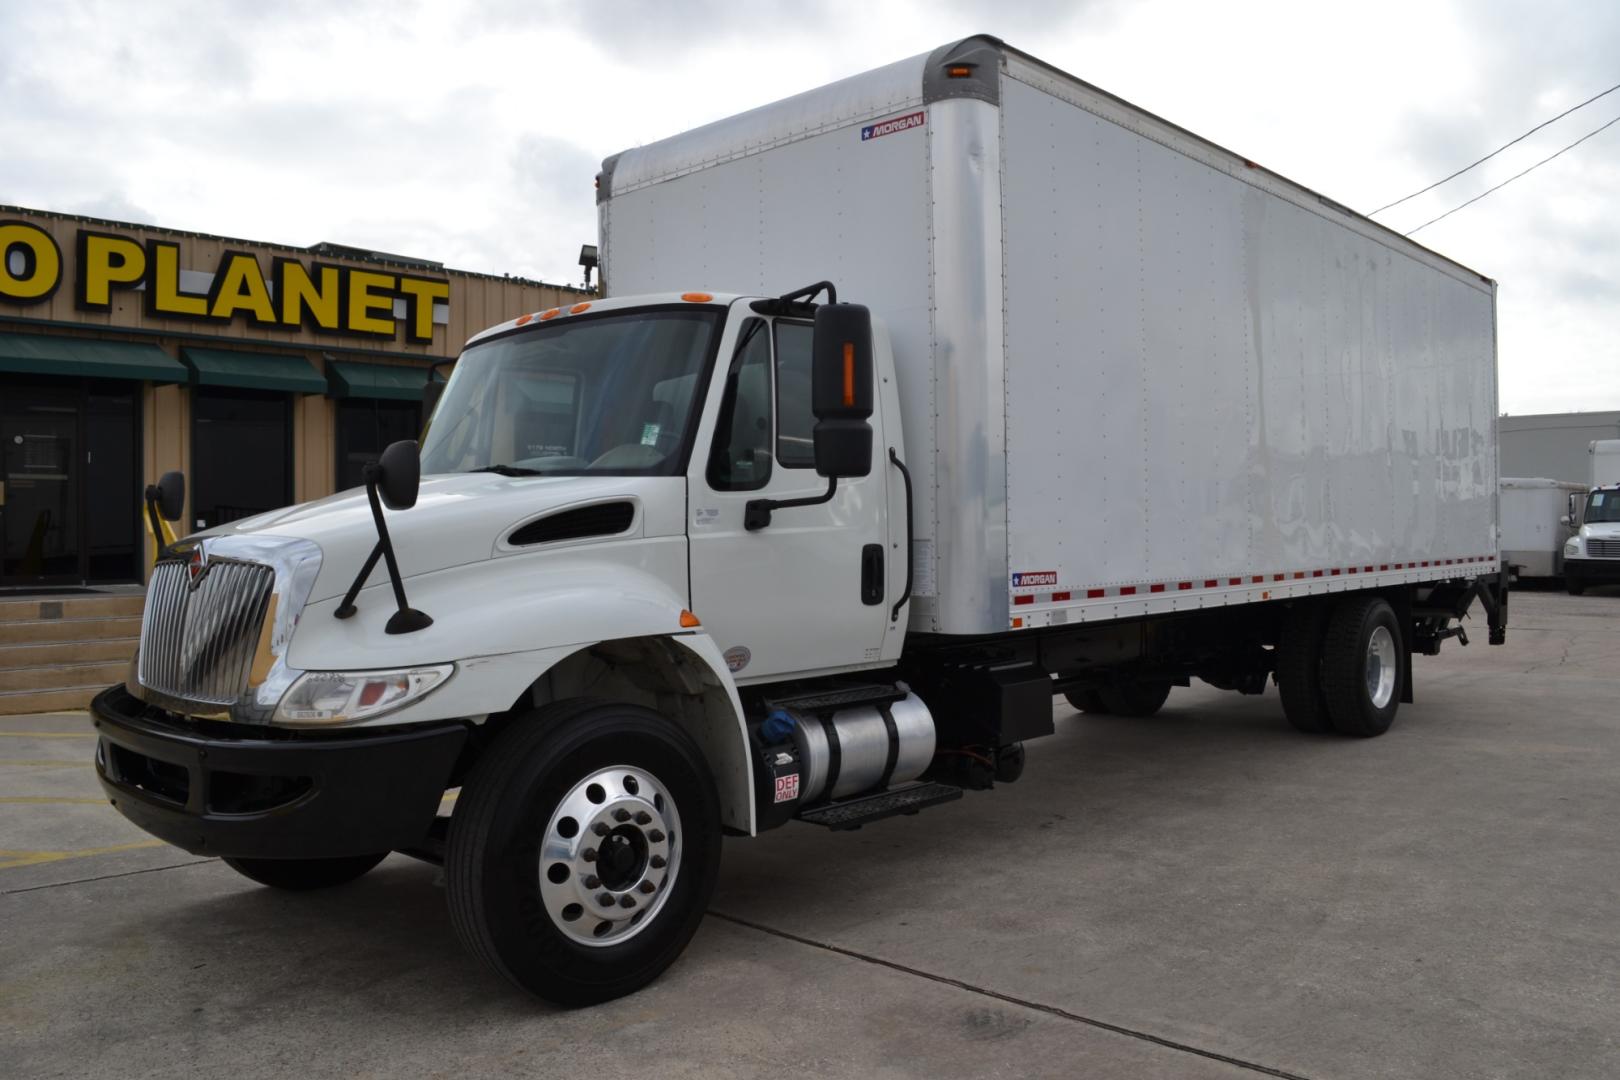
92, 685, 466, 859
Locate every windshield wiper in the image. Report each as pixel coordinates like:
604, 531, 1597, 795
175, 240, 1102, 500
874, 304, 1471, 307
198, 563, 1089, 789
469, 464, 545, 476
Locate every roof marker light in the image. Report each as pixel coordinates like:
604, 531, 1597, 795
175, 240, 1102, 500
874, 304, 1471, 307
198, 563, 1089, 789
515, 313, 534, 326
570, 302, 592, 314
681, 292, 713, 303
947, 65, 973, 77
539, 308, 560, 321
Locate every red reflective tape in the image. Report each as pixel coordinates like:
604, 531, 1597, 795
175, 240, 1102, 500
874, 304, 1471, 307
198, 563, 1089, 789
1119, 586, 1137, 596
1379, 564, 1389, 571
1178, 582, 1193, 591
1013, 594, 1034, 606
1312, 570, 1324, 578
1421, 561, 1430, 567
1150, 584, 1166, 594
1331, 568, 1342, 576
1052, 591, 1072, 602
1085, 588, 1105, 599
1230, 577, 1242, 586
1271, 574, 1282, 582
1294, 572, 1305, 579
1364, 566, 1374, 573
1348, 568, 1358, 574
1204, 579, 1218, 588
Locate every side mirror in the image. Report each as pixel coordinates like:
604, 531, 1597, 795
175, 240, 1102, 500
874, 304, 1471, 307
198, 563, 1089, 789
371, 440, 422, 511
810, 303, 874, 478
151, 471, 185, 522
1561, 514, 1573, 527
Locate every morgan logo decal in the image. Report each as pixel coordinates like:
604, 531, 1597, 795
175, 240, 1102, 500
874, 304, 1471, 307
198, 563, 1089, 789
1012, 571, 1057, 588
861, 110, 925, 141
774, 773, 800, 803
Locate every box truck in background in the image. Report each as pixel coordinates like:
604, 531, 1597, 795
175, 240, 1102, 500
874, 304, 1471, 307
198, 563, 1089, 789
1501, 477, 1586, 580
94, 35, 1507, 1005
1562, 439, 1620, 593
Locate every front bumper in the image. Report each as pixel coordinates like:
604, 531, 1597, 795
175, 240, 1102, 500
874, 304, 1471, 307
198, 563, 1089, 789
92, 685, 467, 859
1565, 558, 1620, 583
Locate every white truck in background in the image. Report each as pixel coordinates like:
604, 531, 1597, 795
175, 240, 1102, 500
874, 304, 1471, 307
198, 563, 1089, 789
93, 35, 1507, 1006
1562, 439, 1620, 593
1501, 477, 1586, 580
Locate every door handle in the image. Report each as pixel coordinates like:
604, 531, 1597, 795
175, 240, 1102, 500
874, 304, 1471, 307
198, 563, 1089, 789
861, 543, 884, 605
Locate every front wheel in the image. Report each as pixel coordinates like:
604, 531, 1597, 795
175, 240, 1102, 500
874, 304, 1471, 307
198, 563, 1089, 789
446, 700, 721, 1006
222, 852, 387, 891
1566, 574, 1586, 596
1320, 597, 1404, 737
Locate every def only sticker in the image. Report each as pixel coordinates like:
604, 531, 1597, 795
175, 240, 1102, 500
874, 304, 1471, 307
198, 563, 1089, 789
1012, 571, 1058, 588
861, 110, 925, 141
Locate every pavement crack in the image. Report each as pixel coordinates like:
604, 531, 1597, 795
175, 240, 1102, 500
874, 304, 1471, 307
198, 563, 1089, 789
2, 858, 215, 896
708, 909, 1321, 1080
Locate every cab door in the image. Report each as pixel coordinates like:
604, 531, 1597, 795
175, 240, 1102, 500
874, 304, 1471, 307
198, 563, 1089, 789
687, 314, 891, 682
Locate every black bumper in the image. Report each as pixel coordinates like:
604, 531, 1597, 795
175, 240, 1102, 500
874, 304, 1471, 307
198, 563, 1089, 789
1566, 558, 1620, 583
92, 685, 467, 859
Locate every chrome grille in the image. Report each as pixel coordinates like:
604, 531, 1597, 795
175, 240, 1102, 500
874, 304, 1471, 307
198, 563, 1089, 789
1590, 539, 1620, 558
138, 557, 276, 705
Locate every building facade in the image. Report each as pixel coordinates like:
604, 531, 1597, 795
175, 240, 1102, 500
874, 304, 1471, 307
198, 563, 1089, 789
1499, 411, 1620, 485
0, 206, 589, 588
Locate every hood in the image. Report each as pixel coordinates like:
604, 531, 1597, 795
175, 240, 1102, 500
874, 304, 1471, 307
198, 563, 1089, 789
1581, 520, 1620, 541
205, 472, 685, 602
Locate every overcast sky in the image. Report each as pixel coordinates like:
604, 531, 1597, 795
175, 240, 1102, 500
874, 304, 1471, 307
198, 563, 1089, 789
2, 0, 1616, 414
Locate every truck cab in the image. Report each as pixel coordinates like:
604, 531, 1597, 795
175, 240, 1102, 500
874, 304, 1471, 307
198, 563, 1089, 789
1564, 483, 1620, 594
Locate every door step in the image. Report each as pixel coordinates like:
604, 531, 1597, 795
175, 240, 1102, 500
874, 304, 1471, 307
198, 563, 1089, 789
796, 781, 962, 831
764, 682, 906, 714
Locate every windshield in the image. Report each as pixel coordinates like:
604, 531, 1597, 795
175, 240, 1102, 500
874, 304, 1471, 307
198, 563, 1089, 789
421, 307, 722, 477
1586, 491, 1620, 524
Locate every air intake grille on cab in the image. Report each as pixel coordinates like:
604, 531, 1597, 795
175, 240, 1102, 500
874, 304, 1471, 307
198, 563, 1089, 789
509, 502, 636, 546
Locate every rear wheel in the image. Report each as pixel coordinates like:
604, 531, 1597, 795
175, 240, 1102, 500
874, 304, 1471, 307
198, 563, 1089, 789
446, 700, 721, 1006
223, 852, 387, 891
1063, 688, 1110, 714
1276, 604, 1333, 733
1321, 597, 1404, 738
1098, 681, 1172, 717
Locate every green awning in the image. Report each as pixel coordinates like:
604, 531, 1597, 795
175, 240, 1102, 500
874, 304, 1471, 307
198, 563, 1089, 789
181, 347, 326, 394
0, 332, 188, 383
326, 359, 437, 401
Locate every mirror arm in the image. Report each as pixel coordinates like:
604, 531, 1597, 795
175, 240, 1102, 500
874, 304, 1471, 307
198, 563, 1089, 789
334, 466, 433, 634
744, 477, 838, 531
142, 487, 168, 557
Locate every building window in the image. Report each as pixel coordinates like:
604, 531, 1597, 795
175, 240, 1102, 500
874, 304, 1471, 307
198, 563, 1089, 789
191, 388, 292, 529
336, 398, 422, 492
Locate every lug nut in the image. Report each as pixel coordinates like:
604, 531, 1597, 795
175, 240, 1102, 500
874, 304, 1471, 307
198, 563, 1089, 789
638, 880, 655, 894
592, 822, 610, 836
613, 808, 632, 822
634, 811, 651, 825
619, 895, 637, 909
650, 855, 666, 869
584, 875, 601, 889
582, 848, 597, 862
647, 829, 665, 843
596, 892, 615, 906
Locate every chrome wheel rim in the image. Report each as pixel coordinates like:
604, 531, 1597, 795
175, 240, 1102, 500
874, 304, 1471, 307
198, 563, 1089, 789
539, 765, 681, 947
1365, 625, 1397, 709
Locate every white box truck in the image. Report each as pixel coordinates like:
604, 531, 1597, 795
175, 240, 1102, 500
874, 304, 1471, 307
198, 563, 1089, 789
1501, 477, 1586, 579
93, 35, 1507, 1005
1561, 439, 1620, 592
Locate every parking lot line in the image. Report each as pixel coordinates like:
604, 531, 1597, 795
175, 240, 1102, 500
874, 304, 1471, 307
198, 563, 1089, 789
0, 732, 95, 739
0, 797, 107, 805
0, 840, 166, 871
0, 760, 86, 769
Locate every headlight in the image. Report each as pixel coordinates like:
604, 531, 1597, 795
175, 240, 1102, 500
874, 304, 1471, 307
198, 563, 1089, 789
272, 665, 454, 726
1565, 539, 1581, 555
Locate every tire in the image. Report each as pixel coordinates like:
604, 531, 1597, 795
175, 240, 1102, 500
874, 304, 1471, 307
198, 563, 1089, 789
1063, 688, 1110, 714
1276, 604, 1333, 733
1320, 597, 1403, 738
446, 700, 721, 1007
1567, 575, 1586, 596
1098, 681, 1172, 717
223, 852, 387, 891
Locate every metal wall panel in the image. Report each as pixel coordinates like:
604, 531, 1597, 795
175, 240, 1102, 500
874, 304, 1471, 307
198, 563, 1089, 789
1000, 73, 1497, 610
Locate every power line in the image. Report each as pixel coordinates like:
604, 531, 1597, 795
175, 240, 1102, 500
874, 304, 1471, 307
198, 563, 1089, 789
1368, 80, 1620, 216
1404, 111, 1620, 235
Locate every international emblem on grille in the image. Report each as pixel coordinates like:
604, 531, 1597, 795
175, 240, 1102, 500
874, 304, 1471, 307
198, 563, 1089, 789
187, 547, 208, 587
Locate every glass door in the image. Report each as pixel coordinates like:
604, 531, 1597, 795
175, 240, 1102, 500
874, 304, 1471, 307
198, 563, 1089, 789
1, 386, 82, 585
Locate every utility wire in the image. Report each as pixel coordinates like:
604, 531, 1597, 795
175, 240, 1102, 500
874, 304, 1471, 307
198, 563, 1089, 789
1368, 80, 1620, 215
1405, 111, 1620, 235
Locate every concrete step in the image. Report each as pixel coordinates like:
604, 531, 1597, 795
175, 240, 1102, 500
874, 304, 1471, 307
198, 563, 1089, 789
0, 617, 143, 647
0, 638, 138, 671
0, 594, 145, 623
0, 685, 101, 715
0, 660, 129, 693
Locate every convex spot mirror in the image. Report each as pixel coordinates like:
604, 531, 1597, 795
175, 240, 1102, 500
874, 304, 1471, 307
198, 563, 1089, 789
148, 471, 185, 522
370, 439, 422, 511
810, 303, 875, 479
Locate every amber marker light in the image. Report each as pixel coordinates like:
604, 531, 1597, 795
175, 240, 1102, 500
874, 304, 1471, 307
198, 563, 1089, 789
570, 302, 592, 314
679, 610, 702, 628
515, 313, 534, 326
947, 65, 973, 77
842, 342, 856, 407
539, 308, 560, 321
681, 292, 713, 303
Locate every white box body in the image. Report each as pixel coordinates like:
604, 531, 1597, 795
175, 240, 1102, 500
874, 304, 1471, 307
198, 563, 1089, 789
600, 37, 1500, 636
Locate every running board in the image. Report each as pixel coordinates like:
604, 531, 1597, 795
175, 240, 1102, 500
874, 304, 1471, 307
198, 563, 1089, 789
796, 782, 963, 831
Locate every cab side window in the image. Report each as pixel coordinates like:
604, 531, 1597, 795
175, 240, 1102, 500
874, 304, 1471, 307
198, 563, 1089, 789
774, 321, 816, 468
707, 319, 774, 491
